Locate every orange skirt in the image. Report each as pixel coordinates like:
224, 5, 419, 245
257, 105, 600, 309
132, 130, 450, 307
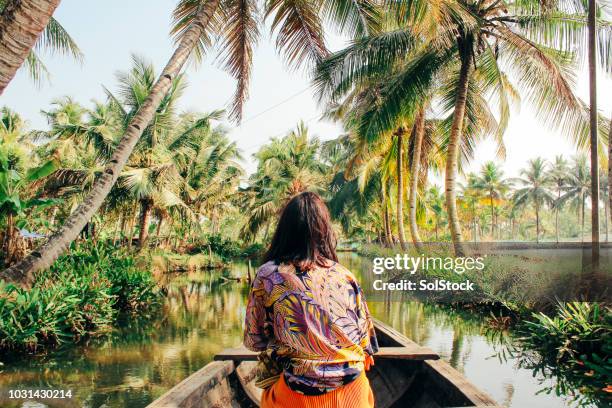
260, 371, 374, 408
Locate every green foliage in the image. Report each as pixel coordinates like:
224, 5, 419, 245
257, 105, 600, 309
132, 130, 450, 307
196, 234, 264, 261
0, 270, 115, 353
0, 242, 160, 353
516, 302, 612, 406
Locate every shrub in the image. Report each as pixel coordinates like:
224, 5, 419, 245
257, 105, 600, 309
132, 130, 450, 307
517, 302, 611, 406
0, 242, 160, 354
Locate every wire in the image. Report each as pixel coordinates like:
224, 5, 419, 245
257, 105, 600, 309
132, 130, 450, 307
239, 87, 312, 125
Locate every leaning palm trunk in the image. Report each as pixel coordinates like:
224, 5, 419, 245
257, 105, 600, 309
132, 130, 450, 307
445, 55, 472, 256
0, 0, 62, 94
396, 129, 407, 251
409, 111, 425, 253
0, 0, 221, 286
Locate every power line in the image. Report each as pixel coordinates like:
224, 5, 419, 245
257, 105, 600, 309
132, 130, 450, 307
239, 113, 323, 153
239, 87, 312, 125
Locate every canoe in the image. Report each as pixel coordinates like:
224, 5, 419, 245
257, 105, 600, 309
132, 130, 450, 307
148, 319, 499, 408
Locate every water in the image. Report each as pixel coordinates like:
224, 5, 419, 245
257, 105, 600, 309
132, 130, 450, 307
0, 254, 585, 407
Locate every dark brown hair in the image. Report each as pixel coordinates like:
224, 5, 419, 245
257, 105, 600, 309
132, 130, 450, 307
263, 191, 338, 271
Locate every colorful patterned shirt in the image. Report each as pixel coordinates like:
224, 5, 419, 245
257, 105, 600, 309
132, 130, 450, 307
244, 261, 378, 395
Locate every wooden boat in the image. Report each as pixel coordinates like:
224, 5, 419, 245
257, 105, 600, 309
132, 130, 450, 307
148, 319, 499, 408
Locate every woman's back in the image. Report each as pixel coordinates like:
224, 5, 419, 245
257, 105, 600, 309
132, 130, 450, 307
245, 260, 378, 395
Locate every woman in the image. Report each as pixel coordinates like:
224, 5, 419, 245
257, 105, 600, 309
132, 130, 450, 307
244, 191, 378, 408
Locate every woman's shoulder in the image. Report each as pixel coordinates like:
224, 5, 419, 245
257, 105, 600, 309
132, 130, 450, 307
328, 261, 358, 281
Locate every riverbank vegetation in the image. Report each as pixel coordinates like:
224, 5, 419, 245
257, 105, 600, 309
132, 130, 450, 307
0, 243, 159, 353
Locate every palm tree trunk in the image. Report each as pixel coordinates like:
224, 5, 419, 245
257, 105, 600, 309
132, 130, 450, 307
588, 0, 599, 263
4, 213, 14, 265
608, 115, 612, 240
0, 0, 221, 286
445, 54, 472, 256
555, 189, 560, 243
0, 0, 62, 95
383, 199, 393, 246
535, 201, 540, 243
409, 110, 425, 253
581, 194, 585, 242
489, 194, 495, 240
396, 129, 407, 251
605, 191, 608, 242
138, 199, 152, 249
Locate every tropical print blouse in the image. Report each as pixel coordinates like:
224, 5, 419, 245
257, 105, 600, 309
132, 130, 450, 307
244, 260, 378, 396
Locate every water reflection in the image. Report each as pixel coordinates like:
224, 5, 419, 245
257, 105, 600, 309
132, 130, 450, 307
0, 256, 588, 407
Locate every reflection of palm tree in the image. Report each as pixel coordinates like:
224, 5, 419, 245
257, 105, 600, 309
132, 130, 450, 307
449, 326, 464, 369
513, 158, 554, 243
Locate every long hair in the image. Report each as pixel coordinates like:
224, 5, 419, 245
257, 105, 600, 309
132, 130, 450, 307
263, 191, 338, 271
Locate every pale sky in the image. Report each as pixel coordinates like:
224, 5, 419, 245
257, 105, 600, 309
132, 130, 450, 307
1, 0, 610, 177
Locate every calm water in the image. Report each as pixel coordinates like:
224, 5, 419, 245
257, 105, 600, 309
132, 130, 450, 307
0, 254, 584, 407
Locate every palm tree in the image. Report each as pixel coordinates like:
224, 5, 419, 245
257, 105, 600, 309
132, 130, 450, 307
0, 0, 83, 91
0, 0, 61, 93
558, 155, 592, 242
242, 122, 325, 239
425, 185, 445, 242
548, 155, 569, 243
474, 162, 511, 240
461, 172, 483, 242
315, 0, 610, 255
408, 109, 426, 253
513, 158, 554, 243
2, 0, 381, 285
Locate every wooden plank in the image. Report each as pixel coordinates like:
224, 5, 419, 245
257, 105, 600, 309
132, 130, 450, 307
215, 346, 438, 362
147, 360, 236, 408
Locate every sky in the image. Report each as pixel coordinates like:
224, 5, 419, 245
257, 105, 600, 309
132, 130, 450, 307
1, 0, 611, 178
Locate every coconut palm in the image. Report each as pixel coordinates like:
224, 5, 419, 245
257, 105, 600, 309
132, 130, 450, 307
314, 0, 610, 255
242, 122, 326, 239
558, 155, 592, 242
425, 185, 445, 241
0, 0, 73, 93
460, 172, 483, 242
474, 162, 511, 240
548, 155, 569, 243
2, 0, 384, 285
513, 158, 554, 242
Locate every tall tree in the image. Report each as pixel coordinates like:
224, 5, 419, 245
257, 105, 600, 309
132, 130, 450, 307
395, 126, 408, 250
2, 0, 380, 284
558, 155, 592, 242
315, 0, 606, 255
513, 158, 554, 243
0, 1, 221, 285
548, 155, 569, 243
408, 109, 425, 253
0, 0, 62, 94
588, 0, 599, 262
474, 162, 511, 240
